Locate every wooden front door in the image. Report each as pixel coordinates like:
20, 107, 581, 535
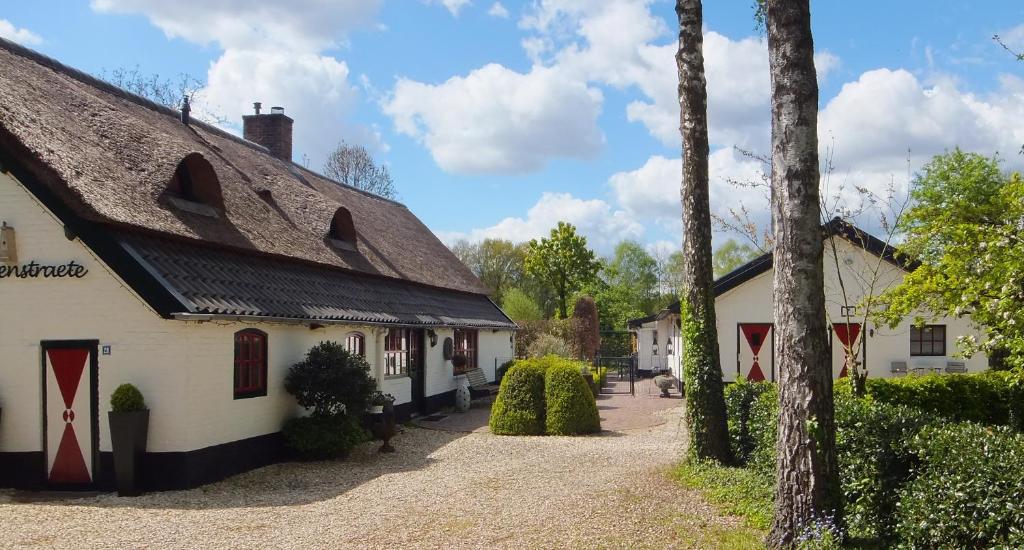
42, 340, 99, 488
408, 330, 426, 414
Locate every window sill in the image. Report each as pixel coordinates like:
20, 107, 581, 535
168, 196, 220, 218
233, 390, 267, 400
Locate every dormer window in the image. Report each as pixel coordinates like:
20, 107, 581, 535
328, 206, 357, 251
166, 153, 223, 217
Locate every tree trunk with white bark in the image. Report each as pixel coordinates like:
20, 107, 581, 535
765, 0, 843, 546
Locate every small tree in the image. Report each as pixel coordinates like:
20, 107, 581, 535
524, 222, 601, 319
284, 341, 377, 417
571, 296, 600, 362
323, 141, 397, 199
501, 287, 543, 321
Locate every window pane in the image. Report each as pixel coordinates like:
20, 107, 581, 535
910, 341, 922, 355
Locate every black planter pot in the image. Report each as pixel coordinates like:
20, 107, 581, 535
368, 403, 397, 453
108, 410, 149, 496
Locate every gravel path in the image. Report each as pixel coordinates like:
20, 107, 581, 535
0, 405, 750, 549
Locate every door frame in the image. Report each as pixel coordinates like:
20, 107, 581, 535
409, 329, 427, 414
40, 339, 100, 490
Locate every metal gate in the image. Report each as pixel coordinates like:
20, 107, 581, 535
595, 355, 635, 396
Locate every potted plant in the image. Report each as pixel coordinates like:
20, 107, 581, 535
368, 391, 395, 414
108, 383, 149, 496
367, 392, 397, 453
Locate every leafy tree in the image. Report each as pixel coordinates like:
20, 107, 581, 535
501, 287, 544, 322
764, 0, 842, 544
571, 295, 601, 362
676, 0, 732, 465
882, 151, 1024, 368
661, 250, 686, 296
524, 222, 601, 319
606, 241, 659, 307
323, 141, 397, 199
450, 238, 529, 305
712, 239, 759, 277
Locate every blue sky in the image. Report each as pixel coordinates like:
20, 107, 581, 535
3, 1, 1023, 258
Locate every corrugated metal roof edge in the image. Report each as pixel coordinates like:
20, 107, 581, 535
172, 312, 518, 330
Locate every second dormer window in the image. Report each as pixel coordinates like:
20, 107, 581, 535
166, 153, 223, 217
328, 206, 357, 251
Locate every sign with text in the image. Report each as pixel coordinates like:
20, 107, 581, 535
0, 260, 88, 279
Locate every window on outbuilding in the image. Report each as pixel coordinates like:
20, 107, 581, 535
234, 329, 268, 398
384, 328, 409, 377
328, 207, 357, 251
910, 325, 946, 356
453, 328, 478, 371
167, 153, 224, 212
345, 332, 365, 357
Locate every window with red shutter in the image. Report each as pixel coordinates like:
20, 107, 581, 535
234, 329, 268, 398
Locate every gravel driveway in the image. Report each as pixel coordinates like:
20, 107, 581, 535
0, 404, 751, 549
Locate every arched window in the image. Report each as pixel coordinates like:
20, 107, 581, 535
327, 206, 357, 250
344, 332, 365, 357
167, 153, 224, 210
234, 329, 267, 399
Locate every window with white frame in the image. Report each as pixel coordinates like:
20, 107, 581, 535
384, 328, 409, 377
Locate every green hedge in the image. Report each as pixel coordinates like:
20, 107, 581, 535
282, 414, 368, 460
895, 423, 1024, 548
489, 360, 548, 435
545, 362, 601, 435
724, 380, 774, 465
845, 370, 1024, 428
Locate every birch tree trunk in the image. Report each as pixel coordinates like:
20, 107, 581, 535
676, 0, 731, 463
765, 0, 843, 546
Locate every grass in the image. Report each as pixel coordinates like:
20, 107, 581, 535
672, 460, 774, 531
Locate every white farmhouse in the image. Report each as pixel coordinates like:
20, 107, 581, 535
630, 220, 988, 383
0, 39, 515, 492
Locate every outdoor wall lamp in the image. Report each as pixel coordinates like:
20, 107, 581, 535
652, 343, 659, 355
427, 329, 438, 347
665, 339, 674, 356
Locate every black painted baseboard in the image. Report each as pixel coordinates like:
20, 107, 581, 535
0, 451, 46, 489
423, 389, 456, 414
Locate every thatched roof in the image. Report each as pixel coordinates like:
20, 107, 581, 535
0, 37, 488, 296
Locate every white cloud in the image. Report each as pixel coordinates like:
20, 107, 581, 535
488, 2, 509, 18
815, 50, 841, 79
425, 0, 472, 17
383, 64, 604, 174
440, 192, 642, 253
90, 0, 380, 51
90, 0, 386, 166
0, 19, 42, 46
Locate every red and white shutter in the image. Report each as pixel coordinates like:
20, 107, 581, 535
738, 323, 773, 382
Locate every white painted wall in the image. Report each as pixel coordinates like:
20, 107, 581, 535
0, 171, 515, 457
635, 238, 989, 383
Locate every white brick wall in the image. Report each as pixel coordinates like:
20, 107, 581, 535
0, 171, 514, 454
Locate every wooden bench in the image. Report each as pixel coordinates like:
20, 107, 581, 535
463, 367, 500, 399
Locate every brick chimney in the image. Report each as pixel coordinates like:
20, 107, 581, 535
242, 103, 293, 161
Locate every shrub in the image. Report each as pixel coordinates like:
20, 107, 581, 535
284, 341, 377, 417
834, 392, 935, 542
545, 361, 601, 435
282, 414, 368, 460
490, 361, 548, 435
516, 319, 572, 357
860, 371, 1015, 427
895, 423, 1024, 548
110, 384, 146, 412
527, 333, 572, 358
724, 380, 774, 465
571, 296, 600, 361
746, 383, 779, 474
592, 366, 607, 389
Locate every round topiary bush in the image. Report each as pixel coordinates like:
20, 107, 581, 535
110, 383, 146, 412
489, 361, 547, 435
282, 414, 368, 461
544, 361, 601, 435
284, 341, 377, 417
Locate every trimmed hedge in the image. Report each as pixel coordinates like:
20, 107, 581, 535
846, 370, 1024, 428
724, 380, 774, 465
545, 362, 601, 435
895, 423, 1024, 548
489, 360, 548, 435
110, 383, 147, 412
282, 414, 368, 460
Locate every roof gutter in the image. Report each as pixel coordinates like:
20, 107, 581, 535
170, 312, 519, 331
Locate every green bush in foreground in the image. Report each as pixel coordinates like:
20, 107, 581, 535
282, 414, 368, 460
895, 422, 1024, 548
489, 361, 547, 435
110, 383, 147, 412
545, 361, 601, 435
724, 379, 773, 465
